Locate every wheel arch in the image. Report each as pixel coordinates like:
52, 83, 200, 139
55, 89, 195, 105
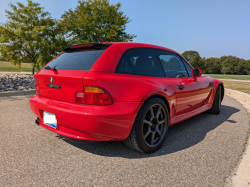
212, 79, 224, 103
144, 94, 170, 113
127, 93, 171, 139
220, 83, 224, 102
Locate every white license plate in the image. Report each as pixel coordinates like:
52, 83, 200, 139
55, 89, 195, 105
43, 111, 57, 129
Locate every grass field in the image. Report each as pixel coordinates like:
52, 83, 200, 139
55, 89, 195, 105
205, 74, 250, 80
0, 61, 39, 72
222, 80, 250, 95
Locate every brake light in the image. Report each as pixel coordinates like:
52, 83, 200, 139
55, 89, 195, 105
70, 44, 93, 49
76, 86, 113, 105
35, 85, 40, 95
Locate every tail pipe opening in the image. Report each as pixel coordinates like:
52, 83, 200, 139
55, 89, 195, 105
35, 118, 40, 125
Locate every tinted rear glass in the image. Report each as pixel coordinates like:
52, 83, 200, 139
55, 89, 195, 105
43, 49, 105, 70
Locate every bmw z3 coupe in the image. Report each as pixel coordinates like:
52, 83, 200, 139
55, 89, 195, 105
29, 42, 224, 153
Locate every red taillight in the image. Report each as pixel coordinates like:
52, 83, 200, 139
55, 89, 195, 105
35, 85, 40, 95
70, 44, 93, 49
76, 86, 113, 105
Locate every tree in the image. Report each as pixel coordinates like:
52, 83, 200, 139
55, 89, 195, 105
60, 0, 136, 44
246, 59, 250, 75
0, 0, 67, 74
221, 67, 230, 75
181, 50, 201, 69
222, 56, 246, 75
0, 54, 6, 61
181, 50, 201, 62
204, 57, 221, 74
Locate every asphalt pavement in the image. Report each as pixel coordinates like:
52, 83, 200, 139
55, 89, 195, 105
0, 95, 249, 186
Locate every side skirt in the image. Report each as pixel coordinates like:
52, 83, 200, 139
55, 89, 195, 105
170, 104, 212, 126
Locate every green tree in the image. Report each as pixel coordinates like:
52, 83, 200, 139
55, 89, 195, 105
246, 59, 250, 75
222, 56, 247, 75
181, 50, 201, 68
204, 57, 221, 74
60, 0, 136, 44
181, 50, 201, 62
0, 54, 6, 61
198, 57, 207, 73
0, 0, 67, 74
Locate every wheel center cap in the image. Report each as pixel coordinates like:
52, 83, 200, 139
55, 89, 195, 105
151, 118, 158, 132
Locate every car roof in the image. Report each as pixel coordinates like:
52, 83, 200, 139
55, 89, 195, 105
103, 42, 179, 53
89, 42, 189, 73
63, 42, 191, 73
66, 42, 180, 55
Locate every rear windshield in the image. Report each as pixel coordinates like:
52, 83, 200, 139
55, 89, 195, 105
43, 49, 106, 70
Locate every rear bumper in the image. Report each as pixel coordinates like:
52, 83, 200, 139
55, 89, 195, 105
29, 95, 142, 141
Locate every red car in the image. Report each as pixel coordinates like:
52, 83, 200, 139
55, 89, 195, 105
29, 42, 224, 153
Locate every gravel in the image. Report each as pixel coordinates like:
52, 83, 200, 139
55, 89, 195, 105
0, 74, 35, 92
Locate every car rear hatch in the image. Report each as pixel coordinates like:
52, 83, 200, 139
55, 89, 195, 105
35, 43, 111, 103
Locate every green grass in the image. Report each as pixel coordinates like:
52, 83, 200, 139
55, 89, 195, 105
0, 61, 39, 72
223, 80, 250, 95
205, 74, 250, 80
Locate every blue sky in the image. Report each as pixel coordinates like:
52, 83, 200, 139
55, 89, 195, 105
1, 0, 249, 60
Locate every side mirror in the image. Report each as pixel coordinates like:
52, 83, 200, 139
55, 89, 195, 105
192, 68, 202, 78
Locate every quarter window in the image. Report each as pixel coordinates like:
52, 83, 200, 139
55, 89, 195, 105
115, 48, 165, 77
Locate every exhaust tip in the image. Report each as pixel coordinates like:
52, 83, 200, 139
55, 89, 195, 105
35, 118, 40, 125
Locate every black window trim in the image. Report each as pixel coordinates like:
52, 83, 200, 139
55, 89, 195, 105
180, 57, 193, 77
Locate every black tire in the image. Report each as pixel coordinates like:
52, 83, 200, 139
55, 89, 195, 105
209, 85, 221, 114
124, 97, 169, 153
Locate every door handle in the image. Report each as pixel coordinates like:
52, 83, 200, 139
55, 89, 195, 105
177, 85, 184, 89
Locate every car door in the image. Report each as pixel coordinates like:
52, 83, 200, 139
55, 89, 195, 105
155, 49, 209, 116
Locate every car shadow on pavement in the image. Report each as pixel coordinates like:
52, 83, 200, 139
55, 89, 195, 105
60, 104, 240, 158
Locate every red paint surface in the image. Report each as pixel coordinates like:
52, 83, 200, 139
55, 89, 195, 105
30, 42, 223, 141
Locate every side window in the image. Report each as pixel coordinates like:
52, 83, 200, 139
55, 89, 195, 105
115, 48, 165, 77
155, 50, 188, 78
181, 58, 193, 77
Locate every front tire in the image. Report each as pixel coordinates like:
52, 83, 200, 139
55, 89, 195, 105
124, 98, 169, 153
209, 85, 221, 114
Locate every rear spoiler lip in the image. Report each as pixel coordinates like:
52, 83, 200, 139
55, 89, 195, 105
64, 43, 113, 52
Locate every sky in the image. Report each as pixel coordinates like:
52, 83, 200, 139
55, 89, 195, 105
0, 0, 249, 60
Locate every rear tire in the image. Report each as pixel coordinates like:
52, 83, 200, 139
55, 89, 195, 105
209, 85, 221, 114
124, 98, 169, 153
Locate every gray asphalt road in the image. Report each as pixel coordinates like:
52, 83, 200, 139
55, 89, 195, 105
0, 95, 249, 186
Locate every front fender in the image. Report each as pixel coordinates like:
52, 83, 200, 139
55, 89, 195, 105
212, 78, 224, 102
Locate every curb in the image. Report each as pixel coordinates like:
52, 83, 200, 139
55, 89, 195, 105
219, 79, 250, 83
0, 90, 36, 97
225, 88, 250, 187
225, 88, 250, 117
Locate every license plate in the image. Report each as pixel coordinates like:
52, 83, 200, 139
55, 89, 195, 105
43, 111, 57, 129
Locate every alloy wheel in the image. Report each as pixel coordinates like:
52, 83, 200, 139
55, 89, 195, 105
142, 104, 167, 148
